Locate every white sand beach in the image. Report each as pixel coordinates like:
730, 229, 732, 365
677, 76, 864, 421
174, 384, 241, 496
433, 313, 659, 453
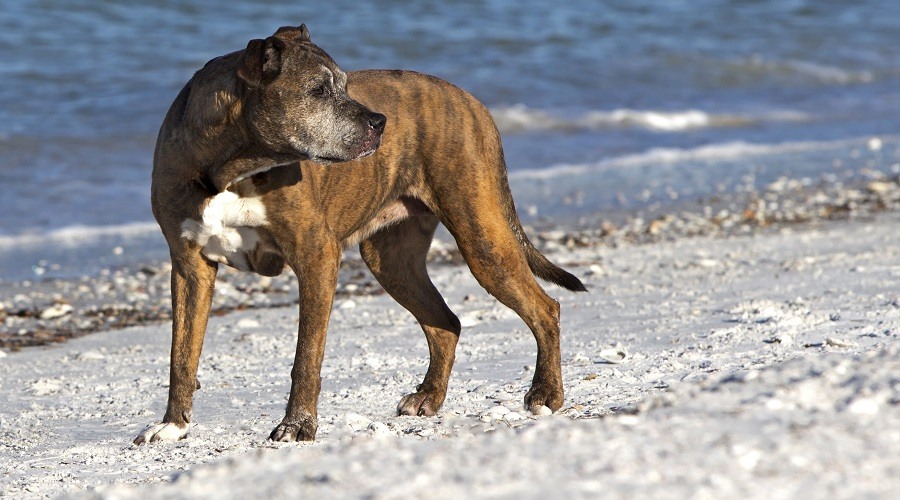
1, 213, 898, 499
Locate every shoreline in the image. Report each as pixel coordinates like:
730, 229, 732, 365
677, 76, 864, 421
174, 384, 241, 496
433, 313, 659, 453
2, 175, 898, 351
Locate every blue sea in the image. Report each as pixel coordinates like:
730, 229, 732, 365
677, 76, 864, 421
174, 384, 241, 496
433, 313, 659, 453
1, 0, 899, 281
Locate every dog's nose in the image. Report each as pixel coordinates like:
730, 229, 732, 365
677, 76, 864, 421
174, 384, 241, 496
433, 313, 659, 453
368, 113, 386, 133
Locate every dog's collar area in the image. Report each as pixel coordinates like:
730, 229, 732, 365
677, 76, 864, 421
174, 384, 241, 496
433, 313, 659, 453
225, 165, 278, 190
224, 161, 299, 191
221, 161, 305, 197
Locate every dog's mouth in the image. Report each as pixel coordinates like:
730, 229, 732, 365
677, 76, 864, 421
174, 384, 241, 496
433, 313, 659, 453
353, 127, 383, 159
311, 130, 381, 164
353, 134, 382, 160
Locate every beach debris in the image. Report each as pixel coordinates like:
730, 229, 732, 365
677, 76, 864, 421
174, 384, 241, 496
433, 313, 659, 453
367, 421, 391, 436
867, 180, 892, 195
30, 378, 63, 396
479, 405, 511, 422
39, 303, 74, 320
76, 349, 105, 361
825, 337, 855, 348
503, 411, 524, 423
695, 258, 719, 268
344, 412, 372, 432
764, 334, 794, 346
585, 264, 604, 276
459, 311, 481, 327
414, 427, 436, 438
569, 352, 593, 366
598, 347, 628, 364
846, 397, 879, 416
236, 318, 260, 329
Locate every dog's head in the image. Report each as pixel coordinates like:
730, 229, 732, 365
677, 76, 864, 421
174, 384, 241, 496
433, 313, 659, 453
236, 24, 385, 164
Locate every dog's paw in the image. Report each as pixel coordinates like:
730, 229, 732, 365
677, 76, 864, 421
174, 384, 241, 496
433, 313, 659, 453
133, 422, 189, 445
397, 390, 444, 417
524, 382, 564, 414
268, 419, 317, 442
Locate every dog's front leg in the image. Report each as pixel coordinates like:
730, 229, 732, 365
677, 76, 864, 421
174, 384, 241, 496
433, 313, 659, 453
135, 248, 217, 444
269, 235, 341, 442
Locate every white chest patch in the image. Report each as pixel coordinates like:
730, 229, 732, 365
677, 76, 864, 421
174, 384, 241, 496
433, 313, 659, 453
181, 191, 268, 271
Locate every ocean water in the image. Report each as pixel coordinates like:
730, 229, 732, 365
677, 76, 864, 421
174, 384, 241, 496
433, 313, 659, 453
1, 0, 899, 280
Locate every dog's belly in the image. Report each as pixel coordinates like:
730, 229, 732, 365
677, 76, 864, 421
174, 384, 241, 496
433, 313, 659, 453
180, 191, 269, 272
344, 196, 431, 246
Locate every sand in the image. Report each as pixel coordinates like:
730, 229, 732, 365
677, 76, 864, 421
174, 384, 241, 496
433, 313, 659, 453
1, 213, 898, 499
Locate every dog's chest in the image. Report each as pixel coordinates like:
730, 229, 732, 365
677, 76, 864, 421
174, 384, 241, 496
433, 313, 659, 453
180, 191, 268, 271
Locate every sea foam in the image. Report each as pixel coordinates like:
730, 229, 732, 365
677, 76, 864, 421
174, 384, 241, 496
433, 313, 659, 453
490, 105, 810, 134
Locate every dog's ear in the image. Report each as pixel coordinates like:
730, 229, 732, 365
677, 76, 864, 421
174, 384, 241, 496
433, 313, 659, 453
274, 23, 311, 42
237, 36, 285, 87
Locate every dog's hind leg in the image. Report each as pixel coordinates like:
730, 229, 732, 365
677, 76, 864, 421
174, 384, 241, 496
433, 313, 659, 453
359, 214, 462, 416
135, 247, 218, 444
437, 186, 565, 414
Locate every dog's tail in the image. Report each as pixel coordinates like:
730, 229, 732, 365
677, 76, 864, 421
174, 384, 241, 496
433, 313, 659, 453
524, 241, 588, 292
497, 154, 587, 293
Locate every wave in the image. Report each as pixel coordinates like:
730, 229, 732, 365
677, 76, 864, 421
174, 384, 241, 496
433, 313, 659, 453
490, 105, 810, 134
0, 221, 160, 249
509, 135, 896, 181
722, 56, 876, 85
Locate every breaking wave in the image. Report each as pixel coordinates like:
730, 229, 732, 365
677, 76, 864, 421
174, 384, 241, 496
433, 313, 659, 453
0, 222, 160, 249
490, 105, 810, 134
509, 135, 895, 181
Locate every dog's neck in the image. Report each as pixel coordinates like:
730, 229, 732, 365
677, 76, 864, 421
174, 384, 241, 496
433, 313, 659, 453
212, 149, 302, 193
179, 57, 304, 193
200, 116, 303, 193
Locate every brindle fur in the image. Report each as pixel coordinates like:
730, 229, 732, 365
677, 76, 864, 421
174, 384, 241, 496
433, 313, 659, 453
137, 25, 585, 444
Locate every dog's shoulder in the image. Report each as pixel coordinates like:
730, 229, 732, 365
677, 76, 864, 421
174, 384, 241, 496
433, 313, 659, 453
180, 53, 245, 133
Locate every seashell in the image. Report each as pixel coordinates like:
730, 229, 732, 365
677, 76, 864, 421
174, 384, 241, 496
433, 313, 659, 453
598, 347, 628, 364
40, 303, 73, 320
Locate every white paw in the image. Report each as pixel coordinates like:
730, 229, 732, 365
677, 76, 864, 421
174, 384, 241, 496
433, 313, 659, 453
133, 422, 189, 445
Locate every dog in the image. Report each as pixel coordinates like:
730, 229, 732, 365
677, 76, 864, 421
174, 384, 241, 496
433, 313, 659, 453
135, 24, 586, 444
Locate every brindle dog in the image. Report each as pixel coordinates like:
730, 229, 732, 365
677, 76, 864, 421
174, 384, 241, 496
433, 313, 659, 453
135, 24, 586, 444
